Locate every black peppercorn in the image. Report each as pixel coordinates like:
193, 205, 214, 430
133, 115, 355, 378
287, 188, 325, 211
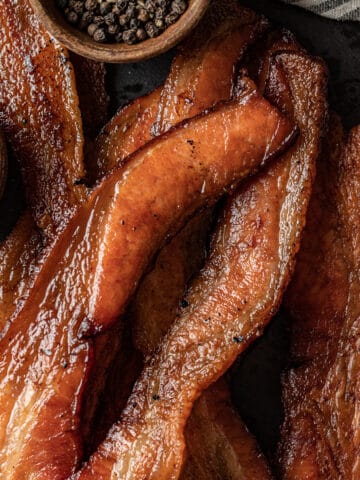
116, 0, 129, 12
126, 3, 136, 17
85, 0, 97, 10
66, 10, 79, 24
129, 18, 139, 29
136, 27, 147, 41
144, 0, 155, 13
119, 13, 129, 26
81, 11, 95, 26
87, 23, 98, 36
93, 15, 105, 25
154, 18, 164, 29
115, 31, 123, 42
171, 0, 186, 15
72, 1, 84, 14
108, 24, 120, 35
123, 28, 137, 44
93, 27, 107, 42
99, 2, 112, 15
155, 6, 166, 19
68, 0, 77, 8
145, 21, 159, 37
104, 12, 116, 25
155, 0, 167, 8
165, 11, 179, 26
137, 8, 149, 22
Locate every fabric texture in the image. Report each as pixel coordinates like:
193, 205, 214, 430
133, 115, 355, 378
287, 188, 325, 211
282, 0, 360, 20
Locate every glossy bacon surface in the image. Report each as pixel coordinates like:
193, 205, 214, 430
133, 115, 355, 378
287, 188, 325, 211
83, 9, 275, 476
0, 0, 86, 237
89, 88, 161, 182
75, 44, 324, 480
70, 54, 108, 141
0, 92, 293, 479
0, 5, 106, 344
0, 213, 43, 327
90, 0, 268, 182
132, 0, 268, 354
83, 4, 272, 450
181, 380, 272, 480
155, 0, 268, 135
280, 120, 360, 479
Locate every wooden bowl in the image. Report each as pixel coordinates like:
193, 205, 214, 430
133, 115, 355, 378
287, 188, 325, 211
29, 0, 210, 63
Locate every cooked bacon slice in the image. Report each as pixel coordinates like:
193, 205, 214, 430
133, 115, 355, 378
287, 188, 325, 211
90, 0, 268, 182
129, 204, 272, 480
155, 0, 268, 135
181, 380, 272, 480
131, 211, 213, 356
0, 0, 86, 237
279, 119, 360, 479
75, 46, 325, 480
83, 3, 270, 452
70, 54, 108, 141
132, 0, 268, 353
89, 88, 161, 183
0, 213, 43, 325
0, 91, 293, 479
0, 5, 107, 331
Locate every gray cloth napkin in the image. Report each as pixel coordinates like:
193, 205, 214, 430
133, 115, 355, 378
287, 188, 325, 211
282, 0, 360, 20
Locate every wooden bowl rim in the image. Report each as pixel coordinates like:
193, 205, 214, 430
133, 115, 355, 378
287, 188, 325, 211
29, 0, 209, 63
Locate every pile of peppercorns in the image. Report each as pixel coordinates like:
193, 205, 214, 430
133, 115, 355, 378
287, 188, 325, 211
56, 0, 188, 44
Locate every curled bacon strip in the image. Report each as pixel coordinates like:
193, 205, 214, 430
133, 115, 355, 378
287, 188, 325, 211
280, 119, 360, 479
75, 43, 326, 480
0, 0, 107, 336
0, 89, 293, 478
0, 0, 87, 237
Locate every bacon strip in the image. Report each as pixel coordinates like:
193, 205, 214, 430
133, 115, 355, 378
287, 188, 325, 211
181, 380, 273, 480
70, 54, 108, 141
88, 88, 161, 183
75, 44, 324, 480
83, 2, 270, 454
0, 213, 43, 325
90, 0, 269, 182
0, 91, 293, 479
0, 0, 107, 328
155, 0, 268, 135
132, 0, 268, 354
0, 0, 87, 237
280, 119, 360, 479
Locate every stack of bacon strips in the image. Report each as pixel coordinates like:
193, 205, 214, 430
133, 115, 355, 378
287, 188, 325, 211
0, 0, 358, 478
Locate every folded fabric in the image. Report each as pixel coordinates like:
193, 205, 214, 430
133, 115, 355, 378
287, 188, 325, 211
282, 0, 359, 20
